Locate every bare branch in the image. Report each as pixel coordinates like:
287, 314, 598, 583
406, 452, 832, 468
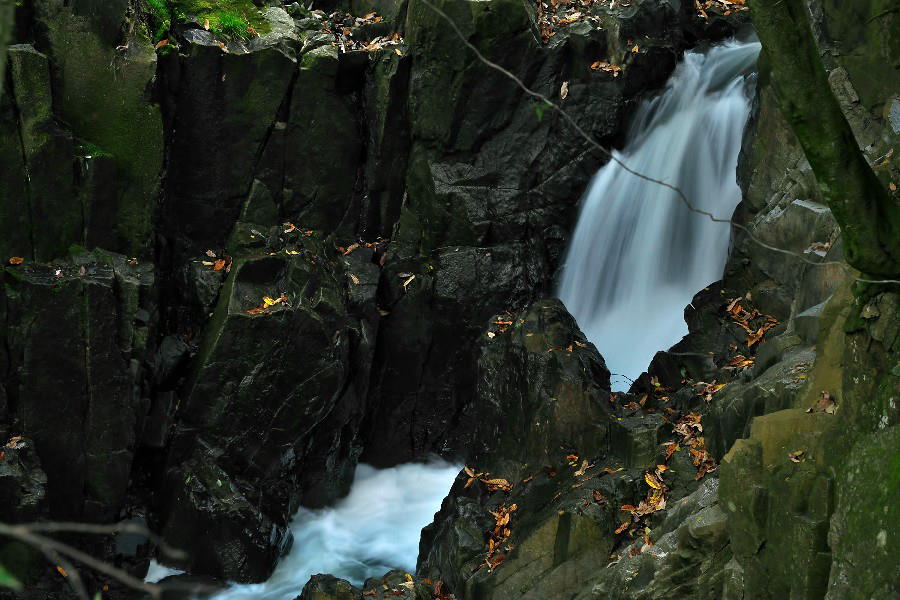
22, 521, 187, 560
0, 521, 218, 600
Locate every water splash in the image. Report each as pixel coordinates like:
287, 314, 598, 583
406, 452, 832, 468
557, 39, 760, 389
208, 460, 460, 599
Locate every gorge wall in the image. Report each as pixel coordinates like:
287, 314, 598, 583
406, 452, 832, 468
0, 0, 897, 598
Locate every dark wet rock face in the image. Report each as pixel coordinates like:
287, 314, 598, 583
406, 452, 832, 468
3, 253, 155, 523
359, 0, 706, 467
470, 300, 611, 477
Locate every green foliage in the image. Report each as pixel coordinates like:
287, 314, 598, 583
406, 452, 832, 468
0, 564, 23, 591
144, 0, 172, 40
171, 0, 270, 35
212, 11, 250, 38
533, 100, 551, 121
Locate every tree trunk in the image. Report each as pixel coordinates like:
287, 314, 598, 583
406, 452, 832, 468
749, 0, 900, 278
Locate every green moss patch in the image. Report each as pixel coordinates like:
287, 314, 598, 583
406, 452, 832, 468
172, 0, 271, 36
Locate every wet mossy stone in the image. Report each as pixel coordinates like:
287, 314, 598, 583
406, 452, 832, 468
0, 0, 12, 93
6, 44, 79, 262
826, 425, 900, 599
0, 88, 31, 261
280, 43, 363, 235
298, 574, 363, 600
473, 299, 611, 478
160, 439, 292, 582
164, 12, 297, 255
33, 0, 164, 257
3, 256, 153, 521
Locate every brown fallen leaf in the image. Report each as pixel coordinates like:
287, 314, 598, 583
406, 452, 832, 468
482, 478, 513, 492
213, 259, 226, 271
155, 39, 169, 50
8, 256, 24, 265
574, 459, 590, 477
349, 273, 360, 285
614, 521, 630, 534
806, 390, 836, 414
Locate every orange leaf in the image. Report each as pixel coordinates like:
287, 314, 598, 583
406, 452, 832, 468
56, 566, 68, 577
8, 257, 24, 265
213, 259, 226, 271
155, 39, 169, 50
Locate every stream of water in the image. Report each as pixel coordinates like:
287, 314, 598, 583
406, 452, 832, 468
557, 39, 760, 389
200, 461, 459, 599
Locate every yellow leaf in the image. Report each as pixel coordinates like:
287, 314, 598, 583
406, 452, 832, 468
263, 296, 276, 306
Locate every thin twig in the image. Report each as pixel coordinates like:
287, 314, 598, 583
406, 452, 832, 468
30, 539, 90, 600
0, 522, 217, 600
416, 0, 900, 285
23, 521, 187, 560
0, 522, 164, 599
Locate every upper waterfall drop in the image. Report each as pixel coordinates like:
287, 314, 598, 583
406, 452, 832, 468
557, 39, 760, 390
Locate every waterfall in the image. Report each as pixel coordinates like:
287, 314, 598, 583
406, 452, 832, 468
557, 39, 760, 389
205, 461, 459, 599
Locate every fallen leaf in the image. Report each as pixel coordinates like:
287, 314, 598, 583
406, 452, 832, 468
213, 259, 226, 271
482, 478, 513, 492
155, 39, 169, 50
590, 60, 622, 76
349, 273, 360, 285
614, 521, 630, 534
402, 274, 416, 289
56, 566, 68, 578
788, 450, 806, 463
644, 471, 663, 489
560, 80, 569, 99
574, 459, 590, 477
7, 257, 24, 265
204, 18, 210, 30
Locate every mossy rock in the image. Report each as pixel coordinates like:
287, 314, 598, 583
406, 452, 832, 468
826, 425, 900, 599
172, 0, 271, 36
34, 0, 164, 256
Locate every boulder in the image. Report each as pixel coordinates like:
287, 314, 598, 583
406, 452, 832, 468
161, 228, 379, 580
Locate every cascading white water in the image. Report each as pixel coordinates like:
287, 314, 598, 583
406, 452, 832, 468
204, 461, 459, 600
557, 39, 760, 389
